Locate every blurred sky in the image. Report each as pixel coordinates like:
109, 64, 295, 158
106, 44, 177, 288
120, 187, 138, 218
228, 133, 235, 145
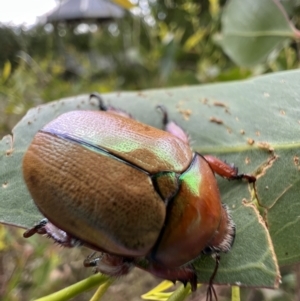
0, 0, 57, 27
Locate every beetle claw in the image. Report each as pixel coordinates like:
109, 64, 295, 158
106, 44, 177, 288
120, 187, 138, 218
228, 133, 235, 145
156, 105, 169, 126
206, 284, 217, 301
23, 218, 83, 248
204, 155, 256, 184
90, 93, 133, 118
89, 93, 107, 111
189, 273, 198, 292
205, 253, 220, 301
84, 254, 100, 267
23, 218, 48, 238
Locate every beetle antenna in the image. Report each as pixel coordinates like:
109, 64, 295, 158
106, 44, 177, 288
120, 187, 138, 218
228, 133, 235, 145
206, 253, 220, 301
156, 105, 169, 126
89, 93, 107, 111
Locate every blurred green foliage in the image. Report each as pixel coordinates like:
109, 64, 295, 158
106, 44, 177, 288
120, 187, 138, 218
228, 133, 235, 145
1, 0, 300, 137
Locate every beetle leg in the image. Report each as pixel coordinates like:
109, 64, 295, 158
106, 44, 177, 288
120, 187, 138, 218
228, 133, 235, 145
84, 252, 134, 277
206, 253, 220, 301
157, 105, 190, 144
90, 93, 133, 119
23, 219, 82, 248
90, 93, 107, 111
23, 218, 48, 237
204, 155, 256, 183
83, 252, 99, 267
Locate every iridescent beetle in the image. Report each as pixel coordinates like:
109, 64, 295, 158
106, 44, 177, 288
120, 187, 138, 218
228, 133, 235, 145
23, 93, 256, 299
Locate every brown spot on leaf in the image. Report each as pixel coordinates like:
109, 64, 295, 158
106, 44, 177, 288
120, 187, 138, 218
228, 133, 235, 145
240, 129, 245, 135
176, 101, 185, 108
210, 117, 223, 124
257, 142, 274, 153
6, 148, 14, 156
256, 155, 278, 179
176, 102, 192, 120
280, 110, 286, 115
255, 131, 260, 136
293, 156, 299, 166
201, 98, 209, 105
213, 101, 227, 108
245, 157, 250, 165
2, 182, 8, 188
178, 108, 192, 121
213, 101, 231, 114
137, 92, 147, 97
247, 138, 255, 146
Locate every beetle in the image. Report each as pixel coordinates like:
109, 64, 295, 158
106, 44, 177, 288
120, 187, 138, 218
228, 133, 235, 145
23, 93, 256, 299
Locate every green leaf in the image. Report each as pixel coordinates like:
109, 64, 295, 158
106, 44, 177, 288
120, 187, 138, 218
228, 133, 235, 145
218, 0, 297, 66
183, 29, 206, 51
4, 70, 300, 290
166, 284, 191, 301
34, 273, 109, 301
142, 281, 174, 300
90, 278, 114, 301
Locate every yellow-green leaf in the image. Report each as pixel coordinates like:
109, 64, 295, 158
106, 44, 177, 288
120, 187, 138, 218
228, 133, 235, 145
232, 286, 240, 301
142, 281, 174, 300
2, 60, 11, 82
111, 0, 135, 9
183, 29, 206, 51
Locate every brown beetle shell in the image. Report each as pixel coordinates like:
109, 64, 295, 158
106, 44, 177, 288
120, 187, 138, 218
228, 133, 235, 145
23, 111, 193, 257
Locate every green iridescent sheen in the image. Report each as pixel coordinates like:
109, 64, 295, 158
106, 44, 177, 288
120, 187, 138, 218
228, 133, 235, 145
107, 140, 140, 153
110, 138, 186, 171
180, 161, 201, 196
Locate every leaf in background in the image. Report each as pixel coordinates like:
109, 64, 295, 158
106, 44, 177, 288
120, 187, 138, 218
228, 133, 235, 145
5, 70, 300, 287
209, 0, 220, 19
183, 29, 206, 52
217, 0, 298, 66
1, 61, 11, 83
